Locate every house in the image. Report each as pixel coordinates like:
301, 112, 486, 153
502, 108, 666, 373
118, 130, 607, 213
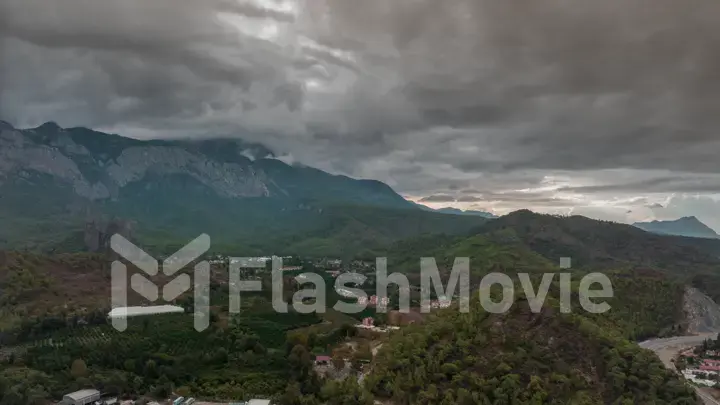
427, 298, 452, 309
61, 389, 101, 405
315, 355, 331, 365
700, 359, 720, 372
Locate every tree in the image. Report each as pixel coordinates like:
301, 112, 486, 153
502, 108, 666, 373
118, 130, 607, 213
123, 359, 136, 373
176, 386, 191, 397
331, 353, 345, 371
70, 359, 88, 378
143, 360, 159, 379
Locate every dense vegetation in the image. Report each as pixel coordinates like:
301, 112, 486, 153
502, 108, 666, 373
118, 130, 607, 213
370, 227, 691, 341
365, 298, 698, 405
1, 208, 717, 404
0, 305, 343, 403
582, 270, 688, 341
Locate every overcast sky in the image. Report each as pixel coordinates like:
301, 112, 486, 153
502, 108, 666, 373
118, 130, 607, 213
2, 0, 720, 230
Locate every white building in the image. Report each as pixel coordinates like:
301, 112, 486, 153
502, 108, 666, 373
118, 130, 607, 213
61, 389, 100, 405
232, 400, 271, 405
108, 305, 185, 318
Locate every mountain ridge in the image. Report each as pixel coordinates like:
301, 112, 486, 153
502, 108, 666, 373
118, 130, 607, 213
633, 216, 720, 239
0, 120, 417, 207
0, 120, 488, 254
411, 202, 497, 218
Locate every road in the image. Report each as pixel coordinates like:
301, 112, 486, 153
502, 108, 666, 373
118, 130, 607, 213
639, 334, 720, 405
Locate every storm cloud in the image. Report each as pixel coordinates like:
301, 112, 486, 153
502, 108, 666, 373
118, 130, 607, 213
2, 0, 720, 228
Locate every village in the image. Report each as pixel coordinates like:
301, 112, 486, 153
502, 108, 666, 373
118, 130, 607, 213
675, 336, 720, 388
50, 254, 456, 405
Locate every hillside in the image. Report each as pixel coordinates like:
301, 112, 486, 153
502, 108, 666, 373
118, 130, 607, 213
466, 210, 720, 309
476, 210, 720, 274
365, 209, 720, 340
0, 121, 487, 254
365, 298, 699, 405
634, 217, 720, 239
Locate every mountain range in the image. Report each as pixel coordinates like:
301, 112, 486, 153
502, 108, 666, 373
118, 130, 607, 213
0, 120, 488, 254
633, 216, 720, 239
411, 202, 497, 218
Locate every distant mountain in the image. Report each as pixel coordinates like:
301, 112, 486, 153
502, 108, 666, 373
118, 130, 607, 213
411, 202, 497, 218
0, 121, 487, 254
633, 216, 720, 239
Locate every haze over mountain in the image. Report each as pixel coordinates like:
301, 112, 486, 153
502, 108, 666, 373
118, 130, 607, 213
411, 202, 498, 218
633, 216, 720, 239
4, 0, 720, 230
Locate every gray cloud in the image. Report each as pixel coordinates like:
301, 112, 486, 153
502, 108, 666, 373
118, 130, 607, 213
456, 195, 482, 203
3, 0, 720, 225
419, 194, 456, 203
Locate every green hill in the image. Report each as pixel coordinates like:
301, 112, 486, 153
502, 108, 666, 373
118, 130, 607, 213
365, 298, 698, 405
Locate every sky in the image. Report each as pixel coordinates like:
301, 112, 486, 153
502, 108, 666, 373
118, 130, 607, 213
2, 0, 720, 230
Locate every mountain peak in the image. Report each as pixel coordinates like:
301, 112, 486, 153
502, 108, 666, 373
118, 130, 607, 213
633, 216, 719, 239
35, 121, 63, 132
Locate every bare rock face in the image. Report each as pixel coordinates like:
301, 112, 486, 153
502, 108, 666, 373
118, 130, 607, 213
684, 287, 720, 334
106, 146, 271, 198
0, 123, 274, 201
0, 127, 110, 199
0, 121, 412, 241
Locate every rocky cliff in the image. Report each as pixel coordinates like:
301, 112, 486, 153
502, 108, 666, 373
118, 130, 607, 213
684, 287, 720, 334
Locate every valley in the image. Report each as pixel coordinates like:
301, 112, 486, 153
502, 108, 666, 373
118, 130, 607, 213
0, 122, 719, 404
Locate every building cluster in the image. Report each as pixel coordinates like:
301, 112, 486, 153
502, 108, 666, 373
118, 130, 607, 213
356, 317, 400, 333
699, 358, 720, 372
59, 389, 270, 405
60, 389, 104, 405
681, 354, 720, 387
424, 297, 452, 309
357, 295, 390, 307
